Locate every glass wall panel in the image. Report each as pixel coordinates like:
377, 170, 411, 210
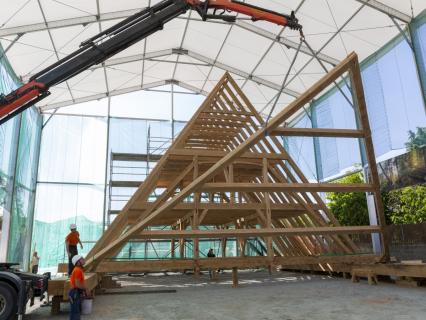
362, 37, 426, 157
32, 183, 104, 271
173, 121, 186, 136
110, 87, 171, 119
284, 113, 317, 181
1, 44, 42, 268
305, 33, 426, 181
173, 92, 204, 121
0, 92, 19, 237
110, 118, 148, 155
38, 115, 107, 184
7, 107, 42, 268
0, 58, 21, 242
33, 114, 106, 271
311, 86, 361, 180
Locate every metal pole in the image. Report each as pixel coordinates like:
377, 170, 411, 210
408, 23, 426, 113
24, 113, 43, 272
171, 84, 175, 141
102, 97, 111, 232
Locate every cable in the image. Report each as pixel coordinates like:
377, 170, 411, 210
264, 32, 305, 129
0, 0, 32, 28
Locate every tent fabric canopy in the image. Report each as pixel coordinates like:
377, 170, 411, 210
0, 0, 423, 114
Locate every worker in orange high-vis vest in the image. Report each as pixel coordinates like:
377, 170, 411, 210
66, 224, 83, 275
69, 255, 90, 320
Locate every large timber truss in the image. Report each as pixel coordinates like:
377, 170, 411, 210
85, 52, 387, 273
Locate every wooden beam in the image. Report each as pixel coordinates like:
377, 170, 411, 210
232, 267, 238, 287
95, 254, 381, 273
270, 128, 365, 138
130, 202, 320, 211
200, 183, 375, 193
353, 263, 426, 278
349, 58, 389, 260
131, 226, 381, 239
170, 149, 288, 160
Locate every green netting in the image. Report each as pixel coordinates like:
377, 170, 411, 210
0, 44, 20, 214
0, 43, 42, 269
32, 215, 103, 270
7, 108, 42, 268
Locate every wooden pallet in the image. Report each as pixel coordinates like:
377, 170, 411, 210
350, 262, 426, 286
351, 267, 378, 285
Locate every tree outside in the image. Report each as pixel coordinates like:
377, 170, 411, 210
406, 127, 426, 151
327, 171, 426, 226
326, 172, 370, 226
383, 185, 426, 224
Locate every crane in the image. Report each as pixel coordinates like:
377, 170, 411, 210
0, 0, 302, 125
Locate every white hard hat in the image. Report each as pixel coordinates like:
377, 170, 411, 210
70, 224, 77, 230
72, 255, 83, 266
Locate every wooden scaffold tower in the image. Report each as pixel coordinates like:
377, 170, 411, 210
84, 52, 388, 274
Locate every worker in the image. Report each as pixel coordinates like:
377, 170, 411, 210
66, 224, 83, 275
69, 255, 90, 320
31, 251, 40, 274
207, 248, 216, 279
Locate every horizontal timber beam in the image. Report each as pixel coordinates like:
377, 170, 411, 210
131, 226, 381, 240
199, 183, 375, 193
96, 254, 380, 273
270, 128, 365, 138
356, 263, 426, 278
169, 149, 288, 160
130, 202, 321, 211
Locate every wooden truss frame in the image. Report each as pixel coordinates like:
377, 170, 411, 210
85, 52, 388, 273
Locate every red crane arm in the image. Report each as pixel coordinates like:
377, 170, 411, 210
0, 0, 301, 125
187, 0, 301, 29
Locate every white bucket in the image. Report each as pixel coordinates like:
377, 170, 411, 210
81, 298, 93, 315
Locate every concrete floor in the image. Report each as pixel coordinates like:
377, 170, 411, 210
27, 270, 426, 320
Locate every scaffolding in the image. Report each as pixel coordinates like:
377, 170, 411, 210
106, 125, 172, 227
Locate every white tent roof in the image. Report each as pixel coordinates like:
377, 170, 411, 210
0, 0, 424, 115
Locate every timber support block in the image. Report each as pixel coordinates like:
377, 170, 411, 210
232, 267, 238, 288
51, 296, 61, 315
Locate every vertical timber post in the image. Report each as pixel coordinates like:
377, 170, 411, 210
193, 156, 200, 277
232, 267, 238, 288
349, 58, 389, 261
263, 158, 273, 273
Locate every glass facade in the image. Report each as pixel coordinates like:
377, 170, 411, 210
0, 44, 42, 269
286, 15, 426, 181
33, 86, 203, 271
33, 115, 107, 271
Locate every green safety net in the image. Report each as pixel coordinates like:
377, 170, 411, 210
0, 43, 42, 270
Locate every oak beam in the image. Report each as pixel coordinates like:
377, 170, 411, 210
96, 254, 381, 273
200, 183, 375, 193
270, 128, 365, 138
132, 226, 381, 239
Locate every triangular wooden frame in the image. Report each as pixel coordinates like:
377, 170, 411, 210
85, 52, 387, 273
